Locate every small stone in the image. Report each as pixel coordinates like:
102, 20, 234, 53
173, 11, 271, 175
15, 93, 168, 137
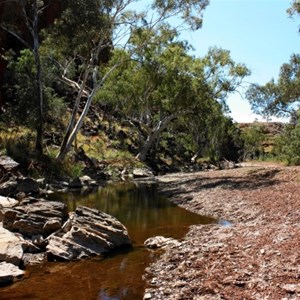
144, 236, 180, 249
281, 283, 300, 293
132, 168, 154, 179
144, 292, 152, 299
23, 253, 46, 266
31, 234, 46, 248
43, 219, 62, 234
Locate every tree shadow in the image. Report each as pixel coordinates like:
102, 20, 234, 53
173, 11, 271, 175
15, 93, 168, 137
158, 168, 282, 197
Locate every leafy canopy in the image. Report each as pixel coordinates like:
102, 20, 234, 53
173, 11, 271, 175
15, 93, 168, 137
246, 54, 300, 120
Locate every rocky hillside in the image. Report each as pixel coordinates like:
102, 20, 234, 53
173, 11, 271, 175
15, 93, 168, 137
238, 122, 285, 153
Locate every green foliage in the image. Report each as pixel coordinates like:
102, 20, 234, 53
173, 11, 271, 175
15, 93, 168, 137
4, 49, 65, 128
273, 119, 300, 165
207, 117, 243, 162
42, 0, 112, 62
2, 0, 251, 167
246, 54, 300, 120
0, 130, 83, 178
287, 0, 300, 22
153, 0, 209, 30
2, 133, 33, 167
203, 47, 250, 105
5, 49, 38, 128
96, 30, 249, 160
241, 123, 266, 160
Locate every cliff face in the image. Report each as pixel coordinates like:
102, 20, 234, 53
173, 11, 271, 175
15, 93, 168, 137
238, 122, 284, 135
0, 0, 64, 109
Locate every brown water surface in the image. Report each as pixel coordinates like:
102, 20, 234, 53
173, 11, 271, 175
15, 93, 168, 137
0, 182, 218, 300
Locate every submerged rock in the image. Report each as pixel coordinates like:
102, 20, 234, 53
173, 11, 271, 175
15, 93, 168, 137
0, 262, 25, 286
47, 206, 131, 260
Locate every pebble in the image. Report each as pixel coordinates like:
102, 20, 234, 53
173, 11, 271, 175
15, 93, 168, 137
144, 293, 152, 299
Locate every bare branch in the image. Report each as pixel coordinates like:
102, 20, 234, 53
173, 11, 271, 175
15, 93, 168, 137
0, 24, 32, 49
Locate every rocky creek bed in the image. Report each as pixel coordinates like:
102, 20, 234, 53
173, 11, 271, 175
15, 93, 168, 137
1, 157, 300, 299
144, 163, 300, 299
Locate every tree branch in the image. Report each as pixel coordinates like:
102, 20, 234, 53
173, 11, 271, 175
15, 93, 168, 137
0, 24, 31, 49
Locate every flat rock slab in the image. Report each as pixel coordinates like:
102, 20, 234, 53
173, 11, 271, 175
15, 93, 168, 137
0, 176, 40, 197
0, 156, 19, 173
0, 196, 19, 208
47, 206, 131, 260
0, 196, 19, 222
0, 226, 24, 265
133, 168, 154, 178
2, 197, 67, 238
0, 262, 25, 286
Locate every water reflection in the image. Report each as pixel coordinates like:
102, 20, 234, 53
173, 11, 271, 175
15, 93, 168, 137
55, 182, 217, 244
0, 182, 218, 300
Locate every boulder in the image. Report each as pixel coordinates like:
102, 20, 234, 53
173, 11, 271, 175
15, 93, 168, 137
0, 196, 19, 221
0, 176, 40, 197
16, 177, 40, 194
0, 226, 24, 265
144, 236, 180, 249
0, 178, 18, 197
68, 177, 83, 189
2, 197, 67, 238
46, 206, 131, 260
132, 168, 154, 179
218, 160, 236, 170
0, 156, 19, 177
0, 262, 25, 286
69, 175, 97, 189
0, 196, 18, 209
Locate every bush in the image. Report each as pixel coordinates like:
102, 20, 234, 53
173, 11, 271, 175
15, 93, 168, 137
274, 122, 300, 165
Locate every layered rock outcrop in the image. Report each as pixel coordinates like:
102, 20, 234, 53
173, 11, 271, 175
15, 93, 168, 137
47, 206, 131, 260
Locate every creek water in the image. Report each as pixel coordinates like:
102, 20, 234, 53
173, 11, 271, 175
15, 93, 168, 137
0, 182, 218, 300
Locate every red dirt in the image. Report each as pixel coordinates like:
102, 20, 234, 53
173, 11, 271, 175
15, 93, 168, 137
144, 164, 300, 299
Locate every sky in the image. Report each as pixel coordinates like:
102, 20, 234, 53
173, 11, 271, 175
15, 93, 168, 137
182, 0, 299, 122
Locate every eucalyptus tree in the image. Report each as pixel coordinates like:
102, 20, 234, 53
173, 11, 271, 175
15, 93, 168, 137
245, 2, 300, 164
0, 0, 49, 153
288, 0, 300, 21
96, 27, 201, 160
96, 27, 250, 161
246, 54, 300, 121
246, 1, 300, 121
42, 0, 210, 161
